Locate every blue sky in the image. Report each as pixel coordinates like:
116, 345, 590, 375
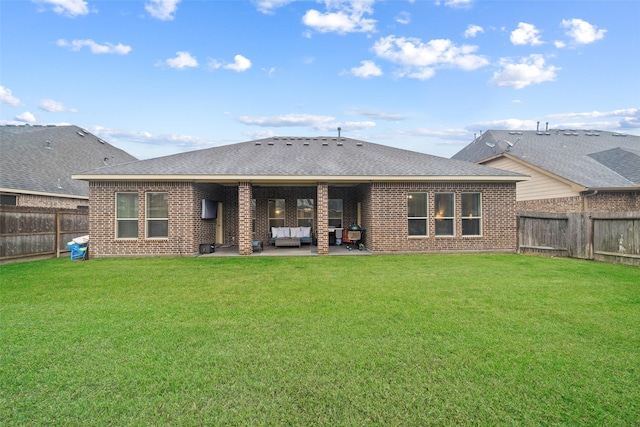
1, 0, 639, 159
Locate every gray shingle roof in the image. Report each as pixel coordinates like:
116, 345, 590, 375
74, 136, 525, 181
1, 125, 137, 197
451, 130, 640, 189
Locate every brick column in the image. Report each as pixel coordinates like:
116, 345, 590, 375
316, 182, 329, 255
238, 182, 253, 256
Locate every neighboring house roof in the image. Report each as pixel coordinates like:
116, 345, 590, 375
73, 136, 527, 184
1, 125, 137, 199
451, 130, 640, 190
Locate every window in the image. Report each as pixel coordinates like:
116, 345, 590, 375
328, 199, 343, 228
251, 199, 256, 233
146, 192, 168, 238
268, 199, 285, 230
0, 194, 17, 206
297, 199, 314, 227
461, 193, 481, 236
116, 192, 138, 238
434, 193, 454, 236
408, 193, 428, 236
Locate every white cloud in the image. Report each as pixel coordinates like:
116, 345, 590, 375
302, 0, 376, 34
0, 86, 21, 106
372, 35, 488, 80
35, 0, 89, 17
547, 108, 638, 120
464, 24, 483, 38
349, 60, 383, 78
510, 22, 543, 46
238, 114, 336, 128
554, 40, 566, 49
237, 113, 375, 131
89, 125, 217, 159
39, 99, 76, 113
224, 55, 252, 72
16, 112, 36, 123
490, 54, 560, 89
436, 0, 473, 9
468, 119, 539, 131
57, 39, 132, 55
163, 51, 198, 69
561, 18, 606, 44
395, 11, 410, 25
252, 0, 294, 14
145, 0, 181, 21
346, 109, 406, 121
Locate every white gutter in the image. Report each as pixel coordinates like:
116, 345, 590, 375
72, 174, 529, 184
0, 187, 88, 200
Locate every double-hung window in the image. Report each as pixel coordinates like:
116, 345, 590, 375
268, 199, 285, 230
146, 192, 168, 238
461, 193, 481, 236
408, 192, 428, 236
328, 199, 343, 228
434, 193, 454, 236
297, 199, 314, 227
116, 192, 138, 239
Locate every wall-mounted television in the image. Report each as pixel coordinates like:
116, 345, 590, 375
201, 199, 218, 219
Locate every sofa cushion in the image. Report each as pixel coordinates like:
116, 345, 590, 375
276, 227, 290, 238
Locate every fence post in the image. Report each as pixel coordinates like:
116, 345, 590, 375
56, 210, 61, 259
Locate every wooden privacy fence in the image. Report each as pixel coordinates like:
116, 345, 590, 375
0, 206, 88, 263
518, 211, 640, 266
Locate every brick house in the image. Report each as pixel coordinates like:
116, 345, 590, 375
73, 136, 527, 257
0, 125, 137, 209
452, 129, 640, 213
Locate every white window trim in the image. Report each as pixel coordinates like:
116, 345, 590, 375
145, 192, 169, 239
115, 192, 138, 240
407, 192, 429, 238
268, 198, 285, 230
328, 199, 343, 228
434, 192, 455, 237
461, 192, 482, 237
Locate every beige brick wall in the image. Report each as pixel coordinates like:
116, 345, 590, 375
517, 191, 640, 213
16, 193, 88, 210
89, 181, 213, 258
366, 182, 517, 253
89, 180, 518, 257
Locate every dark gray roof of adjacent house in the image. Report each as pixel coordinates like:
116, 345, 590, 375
451, 129, 640, 189
1, 125, 137, 198
73, 136, 526, 182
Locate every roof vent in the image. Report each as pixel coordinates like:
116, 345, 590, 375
612, 133, 626, 137
255, 142, 262, 145
286, 142, 292, 146
356, 142, 363, 146
268, 141, 274, 145
44, 140, 52, 149
77, 131, 85, 137
322, 141, 329, 146
98, 138, 106, 144
303, 142, 309, 146
337, 141, 343, 146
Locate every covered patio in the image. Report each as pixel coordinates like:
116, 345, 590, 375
198, 242, 372, 257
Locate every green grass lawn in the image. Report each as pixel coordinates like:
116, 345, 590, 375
1, 254, 638, 426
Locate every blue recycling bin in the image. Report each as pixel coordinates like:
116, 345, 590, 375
67, 242, 87, 260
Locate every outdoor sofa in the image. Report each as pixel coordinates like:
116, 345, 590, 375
269, 227, 313, 247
